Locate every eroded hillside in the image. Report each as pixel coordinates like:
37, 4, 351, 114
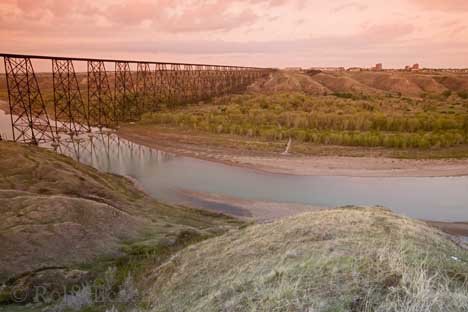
0, 142, 240, 283
250, 70, 468, 97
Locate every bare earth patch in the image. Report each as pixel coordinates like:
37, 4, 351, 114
226, 154, 468, 177
178, 189, 468, 238
118, 126, 468, 177
178, 190, 323, 223
0, 100, 9, 113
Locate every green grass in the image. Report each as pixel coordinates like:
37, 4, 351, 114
139, 92, 468, 154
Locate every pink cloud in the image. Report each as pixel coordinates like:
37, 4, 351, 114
410, 0, 468, 11
360, 23, 415, 41
106, 0, 162, 26
333, 2, 368, 13
0, 0, 467, 68
160, 4, 259, 33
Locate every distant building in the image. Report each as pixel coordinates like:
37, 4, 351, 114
420, 67, 468, 73
284, 67, 302, 71
347, 67, 364, 72
309, 67, 345, 72
372, 63, 383, 71
403, 63, 421, 71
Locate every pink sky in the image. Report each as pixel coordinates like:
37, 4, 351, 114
1, 0, 468, 68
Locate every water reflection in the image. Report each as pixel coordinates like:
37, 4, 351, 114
0, 109, 13, 141
56, 132, 172, 172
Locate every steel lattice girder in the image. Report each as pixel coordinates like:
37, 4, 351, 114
87, 61, 114, 128
4, 57, 55, 144
136, 63, 151, 113
52, 59, 90, 135
115, 61, 137, 121
1, 53, 273, 143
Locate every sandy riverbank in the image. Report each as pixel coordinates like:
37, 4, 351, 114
178, 190, 323, 223
0, 100, 9, 113
118, 128, 468, 177
180, 190, 468, 240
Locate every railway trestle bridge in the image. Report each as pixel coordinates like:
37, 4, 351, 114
0, 53, 272, 144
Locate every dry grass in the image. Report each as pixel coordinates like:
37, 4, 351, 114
0, 141, 242, 284
145, 207, 468, 312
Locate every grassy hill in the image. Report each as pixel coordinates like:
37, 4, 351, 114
0, 142, 241, 309
145, 207, 468, 312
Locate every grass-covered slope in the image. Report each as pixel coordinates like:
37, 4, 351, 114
145, 207, 468, 312
0, 142, 240, 283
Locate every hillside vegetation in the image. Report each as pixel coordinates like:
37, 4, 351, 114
140, 88, 468, 153
146, 207, 468, 312
0, 142, 241, 310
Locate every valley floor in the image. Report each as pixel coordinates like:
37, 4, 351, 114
118, 125, 468, 238
119, 125, 468, 177
0, 100, 8, 112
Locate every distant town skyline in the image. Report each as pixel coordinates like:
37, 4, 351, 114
1, 0, 468, 68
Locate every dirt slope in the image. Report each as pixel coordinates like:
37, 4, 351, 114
434, 75, 468, 92
310, 72, 383, 95
249, 71, 329, 95
410, 74, 448, 93
251, 70, 468, 97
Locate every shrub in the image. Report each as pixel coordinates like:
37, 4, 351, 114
332, 92, 353, 99
51, 285, 93, 312
442, 90, 452, 98
140, 91, 468, 150
118, 274, 139, 304
458, 91, 468, 99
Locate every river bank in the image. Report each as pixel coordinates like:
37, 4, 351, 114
180, 190, 468, 241
0, 100, 8, 113
118, 125, 468, 177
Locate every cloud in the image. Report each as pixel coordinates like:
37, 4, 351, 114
359, 23, 415, 41
154, 1, 260, 33
333, 2, 368, 13
3, 0, 277, 34
106, 0, 161, 26
0, 0, 467, 68
409, 0, 468, 11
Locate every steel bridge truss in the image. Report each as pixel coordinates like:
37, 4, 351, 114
1, 53, 272, 144
4, 57, 55, 144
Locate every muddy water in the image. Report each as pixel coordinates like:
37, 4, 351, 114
1, 109, 468, 222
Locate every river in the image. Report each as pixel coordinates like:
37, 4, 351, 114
1, 108, 468, 222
